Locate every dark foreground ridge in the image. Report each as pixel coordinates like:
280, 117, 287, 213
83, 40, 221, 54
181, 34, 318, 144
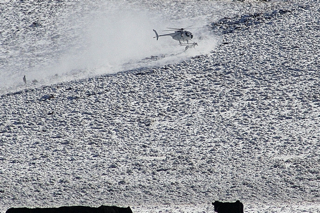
6, 206, 133, 213
212, 200, 244, 213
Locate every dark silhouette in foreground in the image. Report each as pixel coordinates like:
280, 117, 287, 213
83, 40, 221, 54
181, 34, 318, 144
212, 200, 244, 213
6, 205, 133, 213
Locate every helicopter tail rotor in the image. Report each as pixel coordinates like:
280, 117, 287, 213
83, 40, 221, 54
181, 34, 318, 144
153, 29, 159, 40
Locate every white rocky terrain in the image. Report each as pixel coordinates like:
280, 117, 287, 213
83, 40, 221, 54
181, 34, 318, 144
1, 0, 320, 212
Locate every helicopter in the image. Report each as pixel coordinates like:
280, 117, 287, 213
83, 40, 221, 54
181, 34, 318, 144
153, 28, 194, 44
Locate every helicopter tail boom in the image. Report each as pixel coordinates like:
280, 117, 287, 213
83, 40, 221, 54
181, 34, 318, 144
153, 29, 175, 40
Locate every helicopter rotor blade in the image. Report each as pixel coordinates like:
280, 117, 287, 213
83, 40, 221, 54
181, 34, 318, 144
167, 26, 193, 30
167, 27, 185, 31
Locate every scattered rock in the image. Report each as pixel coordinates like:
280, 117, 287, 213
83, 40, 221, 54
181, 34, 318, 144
29, 22, 41, 27
211, 9, 291, 34
40, 94, 54, 101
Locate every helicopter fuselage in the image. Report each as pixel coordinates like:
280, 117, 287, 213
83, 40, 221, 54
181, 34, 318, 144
170, 30, 193, 44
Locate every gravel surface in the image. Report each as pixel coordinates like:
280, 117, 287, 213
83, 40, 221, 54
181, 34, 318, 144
1, 0, 320, 212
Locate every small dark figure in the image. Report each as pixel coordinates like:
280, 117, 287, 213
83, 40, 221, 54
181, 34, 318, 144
30, 22, 41, 27
23, 75, 26, 84
212, 200, 244, 213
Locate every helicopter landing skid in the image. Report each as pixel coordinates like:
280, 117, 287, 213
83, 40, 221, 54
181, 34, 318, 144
182, 42, 198, 51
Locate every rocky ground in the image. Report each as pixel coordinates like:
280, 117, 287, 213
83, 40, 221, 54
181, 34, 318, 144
1, 0, 320, 212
